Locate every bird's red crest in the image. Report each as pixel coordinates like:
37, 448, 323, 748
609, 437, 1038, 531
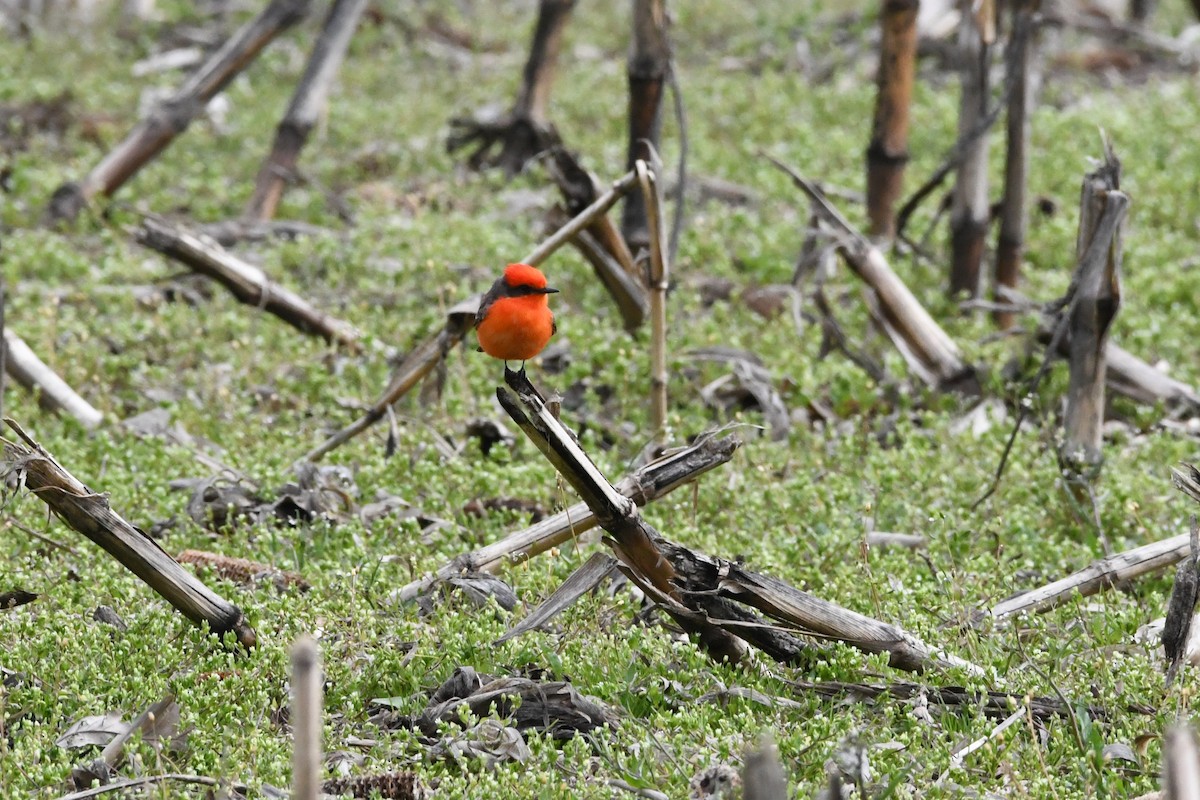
503, 263, 548, 290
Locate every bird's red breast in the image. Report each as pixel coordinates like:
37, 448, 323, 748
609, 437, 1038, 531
475, 263, 558, 362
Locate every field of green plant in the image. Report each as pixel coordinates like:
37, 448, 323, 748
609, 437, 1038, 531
2, 0, 1200, 796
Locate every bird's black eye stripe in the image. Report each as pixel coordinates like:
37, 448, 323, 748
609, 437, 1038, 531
507, 284, 547, 296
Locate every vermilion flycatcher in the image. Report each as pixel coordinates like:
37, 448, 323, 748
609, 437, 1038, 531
475, 263, 558, 372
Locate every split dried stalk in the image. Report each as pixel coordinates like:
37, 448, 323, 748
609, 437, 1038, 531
395, 430, 738, 602
1061, 150, 1127, 478
136, 217, 361, 350
636, 160, 670, 441
769, 155, 976, 391
1, 419, 256, 647
980, 530, 1194, 625
866, 0, 919, 240
244, 0, 370, 222
498, 370, 976, 674
45, 0, 312, 221
291, 636, 322, 800
3, 329, 102, 429
994, 0, 1040, 329
948, 0, 993, 297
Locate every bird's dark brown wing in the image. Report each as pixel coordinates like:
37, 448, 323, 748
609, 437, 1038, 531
475, 276, 507, 328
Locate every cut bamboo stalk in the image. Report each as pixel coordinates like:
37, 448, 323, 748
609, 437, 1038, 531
866, 0, 919, 241
980, 530, 1193, 625
291, 635, 322, 800
45, 0, 312, 222
994, 0, 1040, 330
1061, 150, 1127, 479
394, 431, 739, 602
948, 0, 993, 297
244, 0, 370, 222
4, 329, 103, 429
769, 156, 977, 391
1, 419, 256, 647
636, 160, 670, 441
136, 216, 361, 350
622, 0, 670, 250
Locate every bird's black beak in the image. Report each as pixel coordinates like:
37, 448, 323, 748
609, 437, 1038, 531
542, 287, 560, 294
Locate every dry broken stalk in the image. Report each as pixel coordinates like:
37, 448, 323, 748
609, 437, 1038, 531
136, 217, 361, 350
622, 0, 671, 250
1061, 148, 1127, 480
1163, 518, 1200, 686
0, 419, 256, 647
994, 0, 1040, 329
866, 0, 919, 240
1163, 725, 1200, 800
497, 370, 978, 674
979, 529, 1196, 625
45, 0, 312, 222
768, 155, 977, 391
949, 0, 993, 298
636, 160, 670, 441
396, 431, 739, 602
244, 0, 370, 222
3, 329, 102, 429
301, 170, 641, 463
291, 636, 322, 800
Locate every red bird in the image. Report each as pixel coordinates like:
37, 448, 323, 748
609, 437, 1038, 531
475, 263, 558, 373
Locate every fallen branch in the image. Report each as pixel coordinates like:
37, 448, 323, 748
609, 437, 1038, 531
395, 429, 739, 602
45, 0, 313, 222
1, 419, 256, 647
498, 369, 976, 674
3, 329, 102, 429
768, 155, 977, 392
135, 217, 361, 350
978, 529, 1194, 625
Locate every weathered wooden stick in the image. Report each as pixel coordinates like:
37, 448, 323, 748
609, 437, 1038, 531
622, 0, 670, 249
1035, 327, 1200, 411
1163, 725, 1200, 800
291, 635, 322, 800
244, 0, 370, 222
546, 148, 636, 277
524, 170, 640, 266
394, 431, 739, 602
498, 368, 749, 663
136, 216, 361, 350
636, 160, 669, 441
45, 0, 312, 222
949, 0, 993, 298
1, 420, 256, 647
447, 0, 573, 174
769, 156, 976, 391
981, 530, 1193, 625
1061, 151, 1127, 477
3, 329, 103, 429
994, 0, 1039, 330
301, 297, 477, 463
866, 0, 919, 240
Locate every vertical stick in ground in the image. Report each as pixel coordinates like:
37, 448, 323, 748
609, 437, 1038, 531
866, 0, 919, 241
948, 0, 993, 297
291, 635, 322, 800
622, 0, 671, 250
994, 0, 1039, 329
637, 160, 670, 443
